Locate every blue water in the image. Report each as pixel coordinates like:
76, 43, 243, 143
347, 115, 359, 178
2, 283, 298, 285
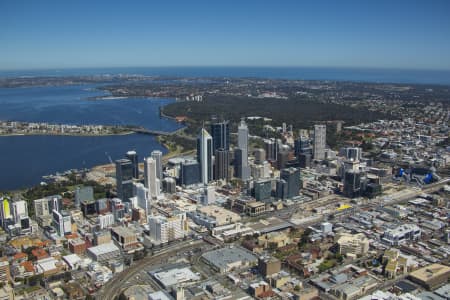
0, 134, 167, 191
0, 85, 182, 131
0, 84, 182, 190
1, 66, 450, 85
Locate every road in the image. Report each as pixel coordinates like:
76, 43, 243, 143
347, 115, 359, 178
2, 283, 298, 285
96, 239, 206, 300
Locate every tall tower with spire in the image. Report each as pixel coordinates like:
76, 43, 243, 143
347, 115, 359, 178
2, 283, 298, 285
197, 128, 213, 185
235, 119, 250, 181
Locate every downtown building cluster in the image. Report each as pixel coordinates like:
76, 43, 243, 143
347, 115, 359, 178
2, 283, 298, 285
0, 113, 449, 300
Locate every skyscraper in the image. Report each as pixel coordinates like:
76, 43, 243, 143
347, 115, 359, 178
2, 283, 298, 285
151, 150, 163, 180
134, 182, 150, 215
180, 159, 201, 186
210, 119, 230, 152
264, 138, 279, 162
254, 148, 266, 164
314, 124, 326, 160
276, 149, 290, 170
75, 186, 94, 209
144, 157, 161, 199
52, 210, 72, 237
48, 195, 63, 213
294, 137, 312, 157
126, 150, 139, 179
254, 179, 272, 202
344, 170, 361, 198
236, 120, 250, 181
197, 128, 213, 185
214, 148, 230, 181
162, 177, 177, 194
276, 179, 288, 200
0, 197, 12, 228
115, 159, 134, 201
340, 147, 362, 161
280, 167, 300, 199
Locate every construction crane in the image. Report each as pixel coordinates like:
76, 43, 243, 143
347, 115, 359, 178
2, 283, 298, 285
105, 152, 113, 164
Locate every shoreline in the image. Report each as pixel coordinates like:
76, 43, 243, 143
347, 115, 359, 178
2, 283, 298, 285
0, 131, 135, 137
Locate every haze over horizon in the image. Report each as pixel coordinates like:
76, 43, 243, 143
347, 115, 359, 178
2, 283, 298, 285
1, 0, 450, 71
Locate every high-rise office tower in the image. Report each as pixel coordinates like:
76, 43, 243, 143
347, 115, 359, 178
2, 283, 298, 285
298, 153, 312, 168
126, 150, 139, 179
75, 186, 94, 209
294, 137, 312, 157
210, 119, 230, 152
197, 128, 213, 184
340, 147, 362, 161
0, 197, 12, 228
236, 120, 250, 181
34, 195, 62, 217
234, 148, 244, 179
180, 160, 201, 186
115, 159, 134, 201
144, 157, 161, 199
214, 148, 230, 181
48, 195, 63, 213
314, 124, 326, 160
264, 138, 279, 162
254, 179, 272, 202
52, 210, 72, 237
280, 167, 300, 199
151, 150, 163, 180
134, 182, 149, 215
162, 177, 177, 194
344, 170, 361, 198
277, 149, 290, 170
254, 148, 266, 164
276, 179, 288, 200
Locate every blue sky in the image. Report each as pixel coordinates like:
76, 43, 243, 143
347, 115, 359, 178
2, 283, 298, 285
1, 0, 450, 70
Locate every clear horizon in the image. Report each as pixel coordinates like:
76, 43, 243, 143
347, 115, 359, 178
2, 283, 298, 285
2, 65, 450, 73
2, 0, 450, 71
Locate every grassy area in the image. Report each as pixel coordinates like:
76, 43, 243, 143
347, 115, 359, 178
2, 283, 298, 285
16, 285, 42, 295
318, 259, 337, 272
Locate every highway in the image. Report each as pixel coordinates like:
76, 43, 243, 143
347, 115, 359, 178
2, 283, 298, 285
96, 239, 206, 300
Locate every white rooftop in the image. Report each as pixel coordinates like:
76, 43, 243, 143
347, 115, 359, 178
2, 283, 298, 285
148, 290, 172, 300
62, 254, 81, 269
36, 257, 59, 273
87, 241, 120, 256
152, 267, 200, 288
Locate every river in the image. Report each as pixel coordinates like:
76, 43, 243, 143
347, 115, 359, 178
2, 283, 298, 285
0, 84, 182, 190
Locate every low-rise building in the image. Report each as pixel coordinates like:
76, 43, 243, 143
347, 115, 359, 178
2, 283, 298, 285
211, 223, 253, 242
336, 233, 369, 258
0, 258, 11, 283
246, 201, 267, 216
382, 224, 421, 246
148, 212, 188, 243
68, 238, 86, 255
188, 205, 241, 230
151, 266, 200, 289
0, 284, 14, 300
87, 242, 121, 263
111, 226, 139, 250
93, 230, 111, 246
202, 246, 258, 273
249, 281, 275, 298
257, 231, 291, 249
409, 264, 450, 290
258, 256, 281, 277
35, 257, 65, 277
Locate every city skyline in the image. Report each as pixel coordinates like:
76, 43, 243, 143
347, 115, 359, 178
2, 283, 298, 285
1, 0, 450, 70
